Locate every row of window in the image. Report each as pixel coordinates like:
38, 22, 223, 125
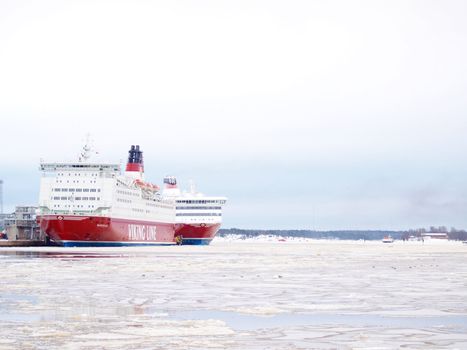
52, 197, 100, 201
117, 189, 139, 197
115, 196, 172, 209
175, 213, 222, 216
177, 200, 226, 204
53, 204, 96, 209
55, 180, 98, 184
117, 198, 132, 203
56, 172, 99, 177
176, 206, 222, 210
54, 188, 101, 192
146, 202, 172, 209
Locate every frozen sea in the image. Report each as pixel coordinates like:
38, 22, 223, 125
1, 239, 467, 349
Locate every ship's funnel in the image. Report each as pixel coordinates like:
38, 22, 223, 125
163, 176, 178, 189
125, 145, 144, 173
162, 175, 180, 197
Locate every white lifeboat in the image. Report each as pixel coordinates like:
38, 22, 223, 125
134, 179, 160, 192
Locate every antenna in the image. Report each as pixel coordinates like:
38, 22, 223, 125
78, 134, 96, 162
189, 180, 196, 194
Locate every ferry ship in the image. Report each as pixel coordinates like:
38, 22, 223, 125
37, 144, 176, 246
163, 177, 227, 245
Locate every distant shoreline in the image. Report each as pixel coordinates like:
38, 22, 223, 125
219, 228, 467, 241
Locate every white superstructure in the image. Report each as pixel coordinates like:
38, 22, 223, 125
162, 176, 227, 225
38, 146, 175, 224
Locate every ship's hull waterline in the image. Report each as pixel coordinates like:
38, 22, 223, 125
39, 215, 175, 247
175, 223, 221, 245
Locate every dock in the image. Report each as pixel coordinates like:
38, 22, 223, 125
0, 240, 47, 247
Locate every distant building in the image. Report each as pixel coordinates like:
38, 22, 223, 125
4, 206, 43, 241
421, 232, 448, 240
0, 213, 7, 230
0, 213, 8, 239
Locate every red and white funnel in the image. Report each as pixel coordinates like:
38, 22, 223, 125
162, 176, 180, 196
125, 145, 144, 179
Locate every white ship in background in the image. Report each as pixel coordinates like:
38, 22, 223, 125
163, 176, 227, 245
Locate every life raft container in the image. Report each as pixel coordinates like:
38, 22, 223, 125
134, 179, 160, 192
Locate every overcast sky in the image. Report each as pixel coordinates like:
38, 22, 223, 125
1, 0, 466, 230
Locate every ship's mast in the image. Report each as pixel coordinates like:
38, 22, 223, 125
189, 180, 197, 194
79, 134, 95, 162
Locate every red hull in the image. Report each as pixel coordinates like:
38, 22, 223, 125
174, 223, 221, 245
38, 215, 175, 246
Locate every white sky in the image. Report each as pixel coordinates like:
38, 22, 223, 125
1, 0, 466, 230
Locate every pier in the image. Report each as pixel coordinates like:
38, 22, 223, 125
0, 240, 47, 247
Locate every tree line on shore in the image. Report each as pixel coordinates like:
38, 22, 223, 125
403, 226, 467, 241
219, 226, 467, 241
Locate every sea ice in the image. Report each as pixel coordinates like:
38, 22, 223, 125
0, 240, 466, 349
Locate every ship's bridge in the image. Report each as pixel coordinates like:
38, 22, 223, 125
40, 163, 120, 173
38, 162, 120, 215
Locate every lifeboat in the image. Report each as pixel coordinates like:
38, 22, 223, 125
134, 179, 160, 192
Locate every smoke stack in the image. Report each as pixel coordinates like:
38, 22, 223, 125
125, 145, 144, 173
163, 176, 178, 189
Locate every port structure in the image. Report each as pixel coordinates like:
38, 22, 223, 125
0, 179, 3, 214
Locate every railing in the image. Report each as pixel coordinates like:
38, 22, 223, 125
15, 219, 37, 227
